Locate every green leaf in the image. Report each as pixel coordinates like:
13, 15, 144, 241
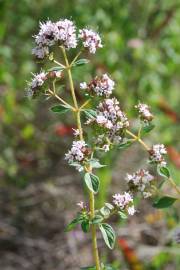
118, 211, 127, 219
73, 58, 89, 66
48, 66, 64, 72
91, 215, 104, 224
104, 203, 114, 210
84, 173, 100, 194
65, 217, 81, 232
81, 220, 90, 233
141, 123, 155, 136
99, 223, 116, 249
50, 104, 71, 114
157, 166, 170, 178
153, 196, 177, 209
118, 139, 133, 149
83, 109, 97, 119
100, 206, 111, 217
104, 265, 117, 270
89, 159, 106, 169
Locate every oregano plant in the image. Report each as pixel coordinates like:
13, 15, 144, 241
26, 19, 180, 270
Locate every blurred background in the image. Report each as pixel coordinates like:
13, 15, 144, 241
0, 0, 180, 269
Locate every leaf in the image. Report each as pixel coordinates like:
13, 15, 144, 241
153, 196, 177, 209
104, 265, 117, 270
81, 220, 90, 233
65, 217, 81, 232
89, 159, 106, 169
83, 109, 97, 119
157, 166, 170, 178
100, 206, 111, 217
99, 223, 116, 249
141, 124, 155, 136
84, 173, 100, 194
104, 203, 114, 210
118, 211, 127, 219
48, 66, 64, 72
73, 58, 89, 66
91, 215, 104, 224
50, 104, 71, 114
118, 139, 133, 149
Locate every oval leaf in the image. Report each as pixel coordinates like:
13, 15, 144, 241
50, 105, 70, 114
141, 124, 155, 136
84, 173, 100, 194
48, 66, 64, 72
153, 196, 177, 209
99, 223, 116, 249
74, 58, 89, 66
157, 166, 170, 178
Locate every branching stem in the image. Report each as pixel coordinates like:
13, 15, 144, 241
61, 47, 101, 269
126, 129, 180, 195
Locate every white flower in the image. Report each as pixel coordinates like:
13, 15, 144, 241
135, 103, 153, 122
102, 144, 110, 152
80, 82, 87, 89
55, 19, 77, 49
149, 144, 167, 166
143, 191, 152, 198
96, 98, 129, 130
77, 201, 85, 209
127, 205, 135, 215
65, 140, 87, 163
112, 192, 133, 209
32, 46, 49, 59
79, 28, 103, 53
27, 71, 47, 96
72, 128, 80, 137
126, 169, 154, 197
83, 74, 115, 97
34, 20, 58, 46
33, 19, 77, 50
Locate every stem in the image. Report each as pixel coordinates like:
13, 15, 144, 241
80, 99, 91, 110
126, 129, 180, 195
61, 46, 78, 109
89, 191, 101, 270
70, 50, 82, 66
48, 89, 74, 109
61, 47, 101, 269
53, 59, 65, 68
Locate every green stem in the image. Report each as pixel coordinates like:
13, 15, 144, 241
89, 191, 101, 270
126, 129, 180, 195
61, 46, 78, 109
61, 47, 101, 269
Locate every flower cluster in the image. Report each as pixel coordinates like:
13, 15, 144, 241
32, 20, 103, 59
65, 140, 87, 163
135, 103, 153, 122
27, 71, 47, 96
112, 192, 135, 215
79, 28, 103, 54
90, 98, 129, 146
33, 19, 77, 59
126, 169, 154, 198
149, 144, 167, 167
80, 73, 115, 97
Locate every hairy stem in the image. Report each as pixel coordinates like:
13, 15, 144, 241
62, 47, 101, 269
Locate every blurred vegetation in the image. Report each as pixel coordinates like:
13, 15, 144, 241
0, 0, 179, 268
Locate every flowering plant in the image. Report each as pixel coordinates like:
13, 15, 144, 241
27, 19, 179, 270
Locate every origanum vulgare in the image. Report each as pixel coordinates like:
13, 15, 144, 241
27, 19, 179, 270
